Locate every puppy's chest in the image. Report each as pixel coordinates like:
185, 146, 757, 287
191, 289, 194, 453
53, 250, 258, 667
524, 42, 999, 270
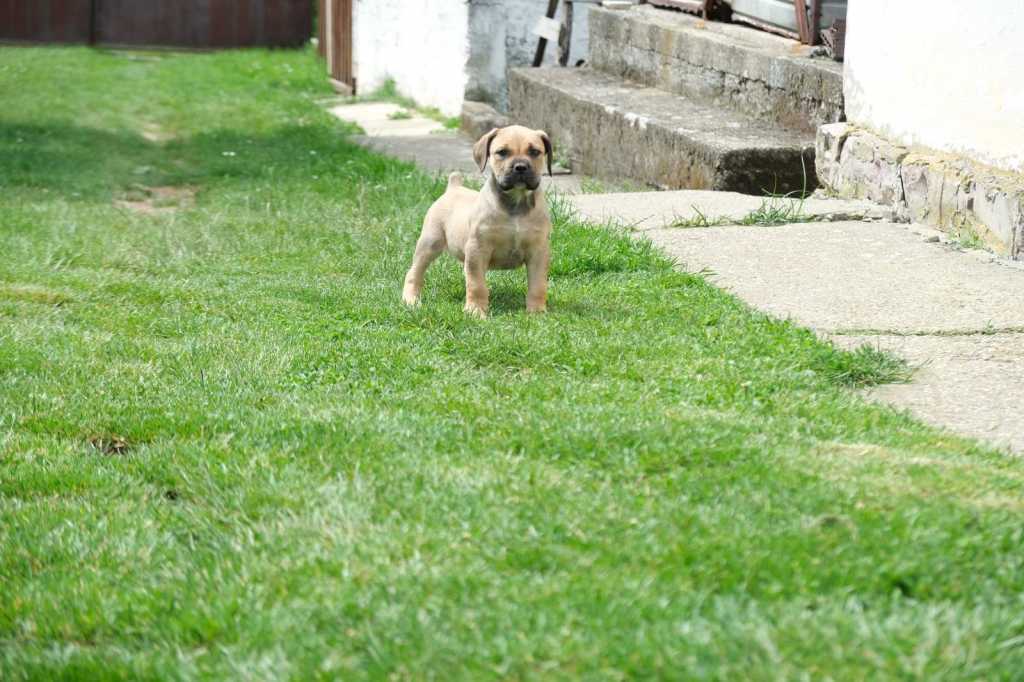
484, 217, 537, 268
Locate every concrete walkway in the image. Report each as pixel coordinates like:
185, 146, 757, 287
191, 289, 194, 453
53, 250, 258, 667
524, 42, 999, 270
593, 202, 1024, 454
330, 103, 582, 192
329, 102, 1024, 453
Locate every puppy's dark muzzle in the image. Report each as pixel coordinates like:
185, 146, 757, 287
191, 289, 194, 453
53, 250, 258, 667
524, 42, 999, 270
500, 163, 540, 191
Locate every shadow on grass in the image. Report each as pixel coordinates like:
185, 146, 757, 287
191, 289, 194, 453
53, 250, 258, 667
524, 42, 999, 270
0, 120, 410, 202
0, 123, 169, 198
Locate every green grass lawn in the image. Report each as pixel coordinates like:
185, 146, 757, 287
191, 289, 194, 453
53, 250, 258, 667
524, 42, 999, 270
2, 46, 1024, 681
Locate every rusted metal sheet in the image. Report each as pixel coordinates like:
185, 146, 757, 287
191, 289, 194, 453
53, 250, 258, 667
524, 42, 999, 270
731, 13, 799, 41
731, 0, 841, 45
0, 1, 310, 48
793, 0, 813, 44
809, 0, 821, 45
0, 1, 93, 44
646, 0, 713, 19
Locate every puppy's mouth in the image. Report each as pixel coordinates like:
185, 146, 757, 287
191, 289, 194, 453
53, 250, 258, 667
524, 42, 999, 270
499, 175, 540, 192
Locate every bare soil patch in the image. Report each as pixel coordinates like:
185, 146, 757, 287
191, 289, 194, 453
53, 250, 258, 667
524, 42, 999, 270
88, 435, 133, 455
140, 122, 177, 144
115, 185, 196, 216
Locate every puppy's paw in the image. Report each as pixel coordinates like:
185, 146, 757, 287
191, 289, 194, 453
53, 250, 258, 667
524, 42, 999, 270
526, 304, 547, 314
463, 303, 488, 319
402, 288, 421, 307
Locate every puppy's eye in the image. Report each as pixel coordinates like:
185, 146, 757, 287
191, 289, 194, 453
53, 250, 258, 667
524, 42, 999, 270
527, 148, 541, 158
495, 149, 509, 158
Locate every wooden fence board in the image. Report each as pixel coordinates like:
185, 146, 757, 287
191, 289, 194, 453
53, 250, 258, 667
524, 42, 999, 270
0, 0, 311, 48
0, 1, 93, 44
324, 0, 353, 92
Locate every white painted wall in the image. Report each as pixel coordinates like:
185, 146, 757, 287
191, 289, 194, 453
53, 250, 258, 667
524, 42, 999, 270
844, 0, 1024, 173
353, 0, 470, 116
354, 0, 591, 115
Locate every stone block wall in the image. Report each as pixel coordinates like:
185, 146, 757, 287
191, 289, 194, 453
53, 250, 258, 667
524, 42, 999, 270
818, 123, 1024, 259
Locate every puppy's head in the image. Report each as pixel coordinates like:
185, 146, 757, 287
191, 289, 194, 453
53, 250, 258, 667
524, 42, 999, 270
473, 125, 552, 191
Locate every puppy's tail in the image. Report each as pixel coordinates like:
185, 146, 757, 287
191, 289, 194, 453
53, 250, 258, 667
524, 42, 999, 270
447, 172, 464, 188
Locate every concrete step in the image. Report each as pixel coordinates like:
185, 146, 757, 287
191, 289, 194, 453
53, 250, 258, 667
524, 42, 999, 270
510, 67, 815, 195
588, 5, 843, 132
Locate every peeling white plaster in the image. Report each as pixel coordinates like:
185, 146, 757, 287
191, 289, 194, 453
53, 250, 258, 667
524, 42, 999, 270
624, 112, 649, 130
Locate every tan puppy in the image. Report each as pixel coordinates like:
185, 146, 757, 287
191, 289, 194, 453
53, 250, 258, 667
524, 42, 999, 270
402, 125, 553, 317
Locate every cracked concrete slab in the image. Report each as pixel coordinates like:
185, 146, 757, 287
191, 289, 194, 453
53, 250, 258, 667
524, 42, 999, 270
645, 219, 1024, 452
354, 133, 477, 175
832, 334, 1024, 453
646, 221, 1024, 334
329, 102, 444, 137
570, 190, 894, 230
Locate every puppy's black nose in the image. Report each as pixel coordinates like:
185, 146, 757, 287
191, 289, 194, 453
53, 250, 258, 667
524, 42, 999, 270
513, 161, 530, 174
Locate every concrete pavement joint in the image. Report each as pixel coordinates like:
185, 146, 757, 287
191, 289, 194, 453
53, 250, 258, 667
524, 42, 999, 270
832, 327, 1024, 338
645, 211, 898, 231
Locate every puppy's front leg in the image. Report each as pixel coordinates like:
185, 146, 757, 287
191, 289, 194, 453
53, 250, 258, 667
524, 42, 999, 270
463, 242, 491, 318
525, 247, 550, 313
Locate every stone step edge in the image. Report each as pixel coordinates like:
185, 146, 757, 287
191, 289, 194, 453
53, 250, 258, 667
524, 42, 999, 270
511, 67, 816, 195
587, 5, 843, 132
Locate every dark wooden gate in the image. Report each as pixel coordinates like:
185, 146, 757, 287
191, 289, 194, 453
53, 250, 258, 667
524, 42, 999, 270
319, 0, 353, 94
0, 0, 311, 48
0, 1, 94, 44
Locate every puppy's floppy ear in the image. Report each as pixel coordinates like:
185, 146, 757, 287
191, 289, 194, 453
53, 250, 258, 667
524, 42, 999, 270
538, 130, 553, 176
473, 128, 500, 172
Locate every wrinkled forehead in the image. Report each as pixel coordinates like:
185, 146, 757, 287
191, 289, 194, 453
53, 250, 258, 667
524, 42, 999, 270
493, 128, 544, 153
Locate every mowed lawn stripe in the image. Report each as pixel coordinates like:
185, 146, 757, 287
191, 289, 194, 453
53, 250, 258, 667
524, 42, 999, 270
1, 47, 1023, 680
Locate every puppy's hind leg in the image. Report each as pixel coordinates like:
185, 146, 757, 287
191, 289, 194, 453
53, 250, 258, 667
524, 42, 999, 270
402, 222, 446, 306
